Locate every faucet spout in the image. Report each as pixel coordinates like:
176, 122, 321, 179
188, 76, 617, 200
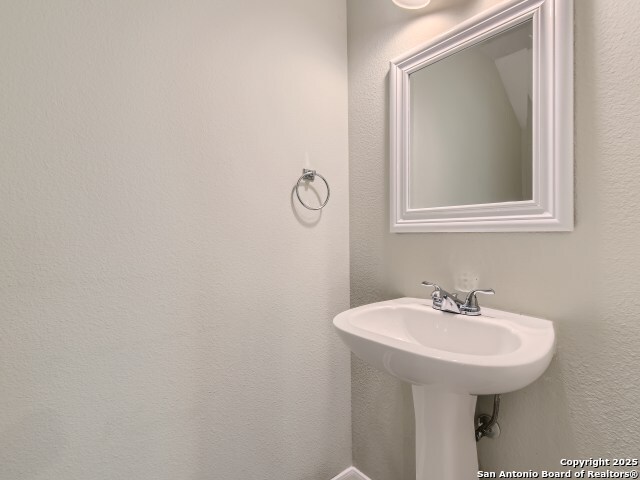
439, 294, 461, 314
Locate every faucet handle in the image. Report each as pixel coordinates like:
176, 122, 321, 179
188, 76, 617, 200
421, 281, 443, 301
461, 289, 495, 316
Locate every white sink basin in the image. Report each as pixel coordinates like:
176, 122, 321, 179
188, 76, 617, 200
333, 297, 555, 480
333, 297, 555, 395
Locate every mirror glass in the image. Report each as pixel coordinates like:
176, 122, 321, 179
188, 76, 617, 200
409, 20, 533, 209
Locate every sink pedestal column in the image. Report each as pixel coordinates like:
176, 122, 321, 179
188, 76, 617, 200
412, 385, 478, 480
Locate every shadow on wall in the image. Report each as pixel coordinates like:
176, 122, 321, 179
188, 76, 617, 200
0, 409, 66, 478
476, 352, 579, 471
290, 184, 324, 227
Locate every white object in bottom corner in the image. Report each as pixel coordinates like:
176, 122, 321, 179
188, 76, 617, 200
330, 466, 374, 480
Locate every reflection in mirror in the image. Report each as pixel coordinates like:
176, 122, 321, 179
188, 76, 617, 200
409, 20, 533, 209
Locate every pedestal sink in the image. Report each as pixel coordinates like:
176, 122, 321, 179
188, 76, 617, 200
333, 298, 555, 480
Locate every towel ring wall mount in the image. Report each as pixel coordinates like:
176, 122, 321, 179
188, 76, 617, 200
294, 169, 330, 211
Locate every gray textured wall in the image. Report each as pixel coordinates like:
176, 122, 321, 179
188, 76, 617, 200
0, 1, 351, 478
348, 0, 640, 478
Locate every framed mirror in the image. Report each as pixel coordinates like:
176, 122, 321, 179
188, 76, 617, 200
390, 0, 573, 232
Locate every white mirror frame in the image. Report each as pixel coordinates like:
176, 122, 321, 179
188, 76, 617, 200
390, 0, 573, 232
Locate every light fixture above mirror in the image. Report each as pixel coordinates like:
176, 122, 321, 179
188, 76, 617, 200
392, 0, 431, 9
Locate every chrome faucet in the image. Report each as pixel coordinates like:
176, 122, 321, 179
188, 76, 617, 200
422, 281, 494, 316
